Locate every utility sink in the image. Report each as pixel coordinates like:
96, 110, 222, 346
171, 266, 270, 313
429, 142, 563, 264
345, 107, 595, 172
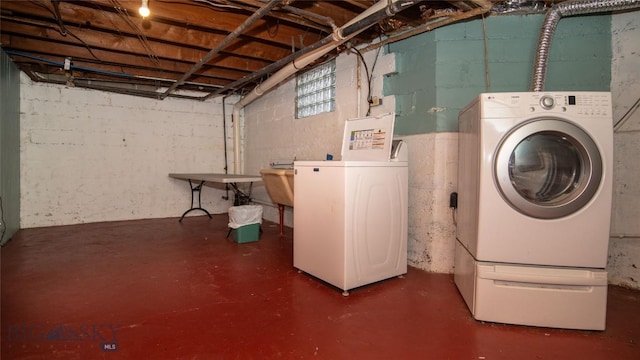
260, 168, 294, 236
260, 169, 294, 207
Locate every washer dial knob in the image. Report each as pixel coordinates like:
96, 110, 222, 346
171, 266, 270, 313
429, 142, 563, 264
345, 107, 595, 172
540, 96, 555, 110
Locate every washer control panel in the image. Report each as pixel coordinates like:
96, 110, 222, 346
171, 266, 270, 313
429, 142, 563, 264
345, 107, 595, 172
483, 92, 611, 118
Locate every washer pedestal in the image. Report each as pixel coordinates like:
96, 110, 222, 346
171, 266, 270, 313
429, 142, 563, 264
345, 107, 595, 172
455, 242, 608, 330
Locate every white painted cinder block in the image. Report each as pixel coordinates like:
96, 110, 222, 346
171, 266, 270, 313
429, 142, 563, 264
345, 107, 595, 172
608, 12, 640, 290
608, 237, 640, 289
399, 132, 458, 273
244, 51, 397, 228
19, 73, 236, 227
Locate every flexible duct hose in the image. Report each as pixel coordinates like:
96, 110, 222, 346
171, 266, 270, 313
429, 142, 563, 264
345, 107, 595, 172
532, 0, 640, 92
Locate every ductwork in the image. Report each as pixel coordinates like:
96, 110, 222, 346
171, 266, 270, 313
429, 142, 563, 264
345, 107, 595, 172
231, 0, 425, 174
532, 0, 640, 92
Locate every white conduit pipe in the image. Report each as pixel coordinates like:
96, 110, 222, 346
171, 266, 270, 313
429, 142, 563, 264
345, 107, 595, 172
231, 0, 423, 174
532, 0, 640, 92
340, 0, 396, 30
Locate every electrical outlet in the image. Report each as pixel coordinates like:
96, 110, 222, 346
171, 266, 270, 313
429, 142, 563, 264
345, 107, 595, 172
369, 97, 383, 107
449, 192, 458, 209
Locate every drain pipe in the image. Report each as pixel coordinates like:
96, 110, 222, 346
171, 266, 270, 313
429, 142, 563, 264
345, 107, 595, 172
532, 0, 640, 92
230, 0, 425, 174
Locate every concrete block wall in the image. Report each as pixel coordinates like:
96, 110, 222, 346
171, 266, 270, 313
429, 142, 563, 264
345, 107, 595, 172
243, 51, 396, 228
20, 74, 235, 227
608, 11, 640, 289
400, 133, 458, 273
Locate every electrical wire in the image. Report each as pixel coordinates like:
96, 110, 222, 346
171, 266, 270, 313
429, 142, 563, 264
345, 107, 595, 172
481, 13, 491, 92
51, 0, 68, 36
350, 48, 370, 114
191, 0, 242, 10
613, 96, 640, 132
351, 48, 370, 95
3, 12, 99, 60
350, 47, 380, 116
4, 50, 135, 78
109, 0, 161, 66
367, 45, 383, 116
266, 18, 280, 38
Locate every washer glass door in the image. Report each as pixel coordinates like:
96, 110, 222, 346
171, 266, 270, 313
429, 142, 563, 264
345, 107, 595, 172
494, 118, 602, 219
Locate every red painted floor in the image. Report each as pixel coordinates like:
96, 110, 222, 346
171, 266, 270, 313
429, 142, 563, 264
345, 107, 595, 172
2, 215, 639, 359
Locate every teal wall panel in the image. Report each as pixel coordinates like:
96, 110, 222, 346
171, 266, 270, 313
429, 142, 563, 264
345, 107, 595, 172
384, 30, 438, 135
1, 49, 21, 245
386, 14, 611, 135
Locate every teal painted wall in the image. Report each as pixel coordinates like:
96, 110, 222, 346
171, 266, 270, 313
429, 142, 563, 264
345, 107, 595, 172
1, 49, 21, 245
385, 14, 611, 135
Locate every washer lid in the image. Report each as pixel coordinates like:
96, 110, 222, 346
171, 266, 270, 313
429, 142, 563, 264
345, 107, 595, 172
494, 117, 603, 219
341, 112, 395, 161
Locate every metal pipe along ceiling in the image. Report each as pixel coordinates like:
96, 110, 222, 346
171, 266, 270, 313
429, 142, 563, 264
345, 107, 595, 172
236, 0, 425, 109
361, 0, 492, 52
532, 0, 640, 92
202, 0, 420, 101
201, 35, 337, 101
159, 0, 283, 100
230, 0, 426, 174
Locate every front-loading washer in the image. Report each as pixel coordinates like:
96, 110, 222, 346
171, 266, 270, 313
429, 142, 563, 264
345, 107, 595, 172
454, 92, 613, 330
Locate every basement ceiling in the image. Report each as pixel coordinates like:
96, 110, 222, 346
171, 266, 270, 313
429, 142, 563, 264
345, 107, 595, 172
0, 0, 560, 100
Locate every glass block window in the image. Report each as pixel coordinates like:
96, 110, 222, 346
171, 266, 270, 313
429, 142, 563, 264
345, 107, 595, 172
295, 60, 336, 119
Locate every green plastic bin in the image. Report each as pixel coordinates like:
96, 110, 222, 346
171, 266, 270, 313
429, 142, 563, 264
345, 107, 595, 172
232, 223, 260, 243
228, 205, 263, 243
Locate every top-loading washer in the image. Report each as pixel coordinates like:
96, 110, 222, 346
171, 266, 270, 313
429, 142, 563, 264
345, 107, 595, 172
294, 113, 408, 295
456, 91, 613, 269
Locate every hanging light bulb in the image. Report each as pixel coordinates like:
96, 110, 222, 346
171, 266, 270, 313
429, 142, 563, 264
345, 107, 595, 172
139, 0, 150, 18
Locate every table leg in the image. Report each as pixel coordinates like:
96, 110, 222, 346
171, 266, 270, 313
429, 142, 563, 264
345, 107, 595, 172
179, 180, 212, 222
229, 182, 254, 206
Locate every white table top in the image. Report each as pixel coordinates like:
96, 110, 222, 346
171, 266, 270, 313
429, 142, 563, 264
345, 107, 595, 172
169, 173, 262, 183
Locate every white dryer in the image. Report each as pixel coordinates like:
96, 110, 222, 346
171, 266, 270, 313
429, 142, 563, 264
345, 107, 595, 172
454, 92, 613, 330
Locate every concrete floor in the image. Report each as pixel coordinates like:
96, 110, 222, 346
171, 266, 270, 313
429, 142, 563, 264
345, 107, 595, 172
2, 215, 639, 359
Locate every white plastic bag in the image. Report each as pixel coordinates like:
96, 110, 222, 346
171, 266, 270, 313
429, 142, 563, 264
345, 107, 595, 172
228, 205, 263, 229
